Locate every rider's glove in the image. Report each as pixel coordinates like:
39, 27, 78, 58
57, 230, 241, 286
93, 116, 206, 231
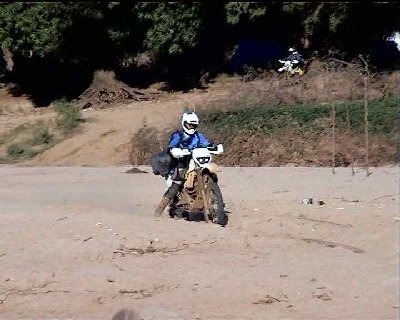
170, 148, 187, 158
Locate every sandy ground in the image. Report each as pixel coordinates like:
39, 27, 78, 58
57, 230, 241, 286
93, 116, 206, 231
0, 165, 398, 319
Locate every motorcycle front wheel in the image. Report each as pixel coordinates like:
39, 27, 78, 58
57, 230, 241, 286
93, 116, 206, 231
205, 174, 228, 226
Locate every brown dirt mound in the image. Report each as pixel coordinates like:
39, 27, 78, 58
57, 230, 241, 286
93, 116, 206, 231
77, 70, 160, 110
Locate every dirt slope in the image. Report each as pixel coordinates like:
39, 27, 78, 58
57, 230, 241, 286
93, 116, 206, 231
4, 88, 222, 166
1, 68, 397, 167
2, 81, 232, 166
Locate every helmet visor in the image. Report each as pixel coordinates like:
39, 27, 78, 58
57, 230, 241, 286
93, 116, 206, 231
184, 122, 198, 130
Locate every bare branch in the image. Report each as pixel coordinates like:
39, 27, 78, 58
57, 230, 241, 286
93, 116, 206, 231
331, 102, 336, 175
156, 133, 163, 151
358, 54, 371, 177
329, 57, 358, 67
1, 45, 14, 72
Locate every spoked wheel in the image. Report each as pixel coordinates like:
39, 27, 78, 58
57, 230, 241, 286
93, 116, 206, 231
205, 174, 228, 226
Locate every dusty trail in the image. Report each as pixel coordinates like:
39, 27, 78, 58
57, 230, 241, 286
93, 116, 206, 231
0, 165, 397, 319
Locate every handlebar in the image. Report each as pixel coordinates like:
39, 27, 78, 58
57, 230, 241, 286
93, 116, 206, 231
180, 144, 223, 156
209, 144, 224, 154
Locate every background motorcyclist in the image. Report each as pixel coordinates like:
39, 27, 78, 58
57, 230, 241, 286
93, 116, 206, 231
154, 111, 210, 217
284, 47, 306, 68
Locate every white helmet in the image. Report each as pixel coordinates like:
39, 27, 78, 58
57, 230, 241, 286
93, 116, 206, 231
289, 47, 298, 54
181, 111, 199, 135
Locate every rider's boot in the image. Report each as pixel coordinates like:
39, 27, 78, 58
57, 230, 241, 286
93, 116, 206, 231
154, 196, 170, 218
154, 182, 181, 218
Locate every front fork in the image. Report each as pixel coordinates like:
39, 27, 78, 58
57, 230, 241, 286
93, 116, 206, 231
196, 169, 210, 223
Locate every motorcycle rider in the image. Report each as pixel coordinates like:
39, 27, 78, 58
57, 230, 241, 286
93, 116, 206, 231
154, 111, 210, 218
284, 46, 306, 69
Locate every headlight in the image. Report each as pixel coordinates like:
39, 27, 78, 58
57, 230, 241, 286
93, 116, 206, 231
197, 157, 210, 164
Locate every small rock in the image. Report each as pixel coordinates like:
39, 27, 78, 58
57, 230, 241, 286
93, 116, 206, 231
125, 167, 148, 174
112, 308, 138, 320
301, 198, 313, 204
313, 287, 333, 301
149, 238, 159, 245
315, 292, 332, 301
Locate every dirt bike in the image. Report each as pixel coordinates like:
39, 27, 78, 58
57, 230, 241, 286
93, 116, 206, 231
166, 144, 228, 226
278, 59, 305, 76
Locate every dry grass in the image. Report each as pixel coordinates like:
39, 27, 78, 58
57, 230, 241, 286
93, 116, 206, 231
129, 126, 171, 166
202, 60, 398, 112
128, 125, 396, 167
211, 131, 396, 167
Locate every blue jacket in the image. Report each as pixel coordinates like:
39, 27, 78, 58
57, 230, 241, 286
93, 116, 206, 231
168, 130, 210, 150
285, 52, 306, 64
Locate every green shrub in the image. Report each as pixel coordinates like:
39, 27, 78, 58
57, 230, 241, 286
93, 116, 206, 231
6, 143, 38, 160
30, 123, 53, 145
200, 98, 397, 136
54, 100, 81, 133
0, 101, 82, 163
